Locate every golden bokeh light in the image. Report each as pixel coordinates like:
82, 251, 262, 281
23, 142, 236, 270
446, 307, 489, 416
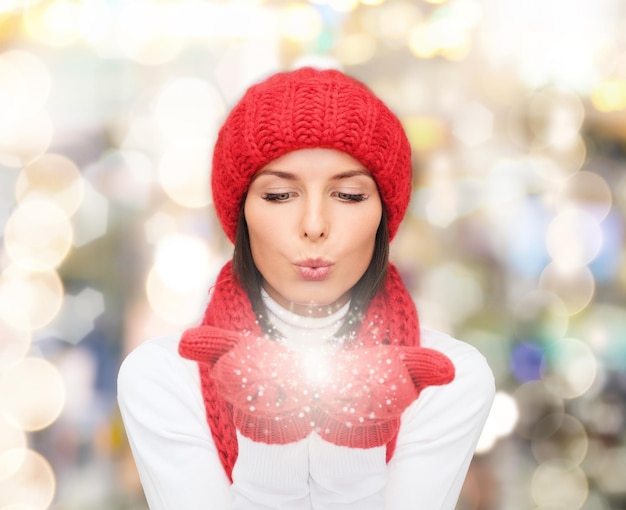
0, 111, 53, 168
0, 266, 64, 332
0, 449, 56, 509
531, 413, 589, 466
146, 234, 217, 325
531, 460, 588, 509
408, 23, 438, 59
145, 265, 207, 326
153, 234, 214, 293
0, 415, 27, 480
334, 32, 377, 66
0, 319, 31, 370
530, 135, 587, 182
23, 0, 82, 47
0, 50, 51, 131
528, 87, 585, 150
403, 115, 447, 152
279, 3, 324, 42
4, 199, 73, 272
546, 207, 603, 270
539, 264, 595, 316
15, 153, 85, 217
0, 357, 65, 431
591, 78, 626, 112
157, 143, 212, 208
556, 171, 612, 222
152, 77, 225, 144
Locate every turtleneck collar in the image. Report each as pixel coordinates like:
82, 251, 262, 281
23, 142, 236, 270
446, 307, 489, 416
261, 288, 350, 352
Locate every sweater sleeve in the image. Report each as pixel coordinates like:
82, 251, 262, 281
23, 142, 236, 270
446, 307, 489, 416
117, 334, 232, 509
385, 328, 495, 510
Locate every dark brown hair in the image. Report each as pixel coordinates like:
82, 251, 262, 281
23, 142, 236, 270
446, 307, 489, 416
232, 198, 389, 338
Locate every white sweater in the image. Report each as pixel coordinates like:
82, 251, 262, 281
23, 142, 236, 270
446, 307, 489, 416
118, 306, 494, 510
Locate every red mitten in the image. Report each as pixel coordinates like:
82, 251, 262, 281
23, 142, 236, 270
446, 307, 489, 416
314, 344, 454, 448
179, 325, 240, 365
212, 336, 315, 444
208, 335, 455, 449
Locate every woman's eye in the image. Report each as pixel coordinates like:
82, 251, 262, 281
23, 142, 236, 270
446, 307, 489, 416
262, 192, 293, 202
336, 192, 366, 202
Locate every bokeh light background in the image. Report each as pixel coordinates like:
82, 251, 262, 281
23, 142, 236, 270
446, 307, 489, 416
0, 0, 625, 508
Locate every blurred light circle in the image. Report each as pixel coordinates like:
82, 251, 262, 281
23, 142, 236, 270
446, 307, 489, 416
114, 1, 183, 65
0, 51, 50, 132
539, 264, 595, 315
279, 4, 324, 42
531, 460, 588, 509
510, 341, 544, 382
0, 415, 27, 480
152, 77, 225, 143
530, 136, 586, 181
542, 337, 598, 400
0, 112, 53, 168
334, 32, 377, 66
15, 153, 84, 217
513, 381, 564, 439
404, 115, 447, 152
591, 78, 626, 112
0, 266, 64, 331
328, 0, 359, 12
512, 290, 569, 343
452, 101, 494, 147
528, 87, 585, 150
546, 207, 602, 270
0, 449, 55, 508
4, 200, 73, 271
555, 171, 612, 222
594, 446, 626, 495
23, 0, 82, 47
528, 155, 570, 183
583, 397, 624, 436
0, 357, 65, 431
420, 262, 483, 324
153, 234, 213, 293
158, 143, 211, 208
0, 320, 31, 370
145, 265, 207, 326
375, 1, 421, 43
531, 413, 589, 465
409, 23, 439, 59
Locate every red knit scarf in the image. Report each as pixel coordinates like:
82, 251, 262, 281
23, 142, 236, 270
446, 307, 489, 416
179, 261, 454, 482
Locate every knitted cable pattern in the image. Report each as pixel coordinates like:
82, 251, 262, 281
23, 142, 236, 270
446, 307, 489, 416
212, 67, 412, 242
179, 262, 455, 482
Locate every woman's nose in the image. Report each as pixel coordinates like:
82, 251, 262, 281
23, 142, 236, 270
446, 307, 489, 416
300, 198, 329, 240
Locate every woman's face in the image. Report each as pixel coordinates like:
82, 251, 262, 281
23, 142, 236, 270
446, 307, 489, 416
244, 148, 382, 316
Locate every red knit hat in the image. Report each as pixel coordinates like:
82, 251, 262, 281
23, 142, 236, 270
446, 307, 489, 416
211, 67, 412, 242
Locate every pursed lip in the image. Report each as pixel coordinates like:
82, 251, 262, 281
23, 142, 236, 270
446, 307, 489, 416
294, 258, 333, 281
295, 258, 333, 269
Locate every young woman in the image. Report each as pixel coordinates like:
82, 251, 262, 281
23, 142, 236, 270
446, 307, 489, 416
118, 67, 495, 509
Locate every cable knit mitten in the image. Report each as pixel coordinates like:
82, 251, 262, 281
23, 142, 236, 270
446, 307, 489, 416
207, 334, 454, 448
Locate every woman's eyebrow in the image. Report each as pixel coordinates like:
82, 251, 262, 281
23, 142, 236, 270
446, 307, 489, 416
332, 169, 372, 180
252, 168, 372, 182
252, 169, 297, 181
